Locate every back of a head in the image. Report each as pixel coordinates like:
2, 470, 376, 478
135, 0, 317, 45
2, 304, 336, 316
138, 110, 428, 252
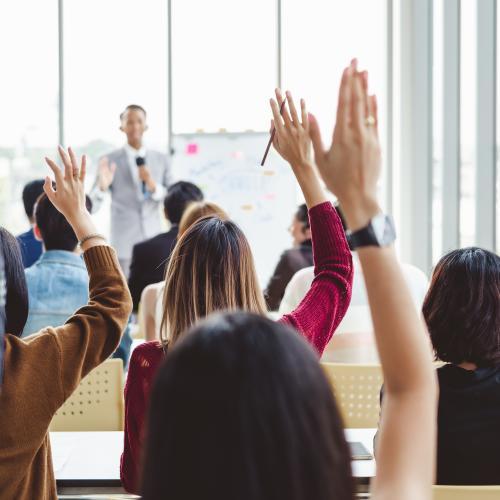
423, 247, 500, 366
178, 201, 228, 237
142, 312, 353, 500
22, 179, 45, 221
296, 203, 310, 229
0, 228, 28, 337
35, 194, 92, 251
162, 216, 266, 343
163, 181, 203, 225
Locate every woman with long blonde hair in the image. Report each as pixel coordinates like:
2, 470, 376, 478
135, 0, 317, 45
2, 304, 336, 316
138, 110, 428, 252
138, 201, 228, 342
121, 90, 354, 494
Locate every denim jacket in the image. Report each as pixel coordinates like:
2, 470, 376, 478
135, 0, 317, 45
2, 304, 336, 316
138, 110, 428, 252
22, 249, 133, 368
23, 250, 88, 337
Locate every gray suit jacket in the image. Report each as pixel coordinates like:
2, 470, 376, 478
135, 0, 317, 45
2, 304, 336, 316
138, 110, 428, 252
90, 148, 171, 259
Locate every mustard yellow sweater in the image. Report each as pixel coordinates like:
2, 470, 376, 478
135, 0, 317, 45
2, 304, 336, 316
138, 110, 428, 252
0, 246, 132, 499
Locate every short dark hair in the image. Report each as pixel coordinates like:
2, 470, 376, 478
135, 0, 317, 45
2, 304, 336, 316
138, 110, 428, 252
22, 180, 45, 219
295, 203, 310, 229
120, 104, 147, 121
142, 312, 353, 500
163, 181, 203, 224
423, 247, 500, 367
35, 194, 92, 251
0, 228, 28, 337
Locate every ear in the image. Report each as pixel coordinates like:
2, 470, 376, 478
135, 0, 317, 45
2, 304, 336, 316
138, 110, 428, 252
33, 224, 43, 242
303, 227, 312, 240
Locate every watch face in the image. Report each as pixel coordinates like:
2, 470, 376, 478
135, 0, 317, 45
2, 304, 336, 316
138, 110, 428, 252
371, 212, 387, 244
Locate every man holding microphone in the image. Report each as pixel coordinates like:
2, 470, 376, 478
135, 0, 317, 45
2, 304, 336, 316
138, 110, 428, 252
90, 105, 171, 276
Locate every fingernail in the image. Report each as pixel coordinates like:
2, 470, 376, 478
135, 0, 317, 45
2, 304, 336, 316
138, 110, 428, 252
286, 90, 291, 98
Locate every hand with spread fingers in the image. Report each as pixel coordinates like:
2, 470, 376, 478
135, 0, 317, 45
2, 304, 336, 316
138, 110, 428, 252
44, 146, 102, 250
270, 89, 326, 208
97, 157, 117, 192
309, 59, 381, 230
270, 89, 312, 170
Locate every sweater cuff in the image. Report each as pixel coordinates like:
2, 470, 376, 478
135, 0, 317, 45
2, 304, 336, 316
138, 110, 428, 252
83, 245, 120, 272
308, 200, 333, 218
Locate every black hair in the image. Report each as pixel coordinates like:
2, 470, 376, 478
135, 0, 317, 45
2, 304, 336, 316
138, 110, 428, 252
142, 311, 353, 500
22, 179, 45, 220
35, 194, 92, 252
0, 228, 28, 337
163, 181, 204, 224
295, 203, 310, 229
423, 247, 500, 367
120, 104, 147, 121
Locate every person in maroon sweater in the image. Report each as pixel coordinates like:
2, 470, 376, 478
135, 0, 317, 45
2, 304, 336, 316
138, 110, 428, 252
120, 91, 354, 493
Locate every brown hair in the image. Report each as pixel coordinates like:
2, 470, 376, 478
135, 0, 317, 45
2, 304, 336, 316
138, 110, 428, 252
178, 201, 228, 237
160, 215, 267, 345
423, 247, 500, 367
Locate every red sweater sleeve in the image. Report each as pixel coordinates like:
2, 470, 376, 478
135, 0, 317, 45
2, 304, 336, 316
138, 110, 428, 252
120, 341, 164, 494
279, 201, 353, 355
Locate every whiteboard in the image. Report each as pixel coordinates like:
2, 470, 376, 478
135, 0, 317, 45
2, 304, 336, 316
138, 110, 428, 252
170, 133, 299, 287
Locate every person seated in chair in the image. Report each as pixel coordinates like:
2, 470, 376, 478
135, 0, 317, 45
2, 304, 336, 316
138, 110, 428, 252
264, 203, 314, 311
128, 181, 203, 312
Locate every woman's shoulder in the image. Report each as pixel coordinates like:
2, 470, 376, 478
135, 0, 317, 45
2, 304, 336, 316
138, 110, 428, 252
130, 340, 165, 369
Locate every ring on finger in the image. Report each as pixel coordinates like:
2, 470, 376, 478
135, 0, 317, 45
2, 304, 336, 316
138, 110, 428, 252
365, 115, 376, 127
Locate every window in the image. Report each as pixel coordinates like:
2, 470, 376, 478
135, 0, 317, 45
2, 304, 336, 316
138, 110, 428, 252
0, 0, 58, 233
432, 0, 444, 263
63, 0, 169, 158
171, 0, 277, 133
282, 0, 388, 209
459, 0, 476, 247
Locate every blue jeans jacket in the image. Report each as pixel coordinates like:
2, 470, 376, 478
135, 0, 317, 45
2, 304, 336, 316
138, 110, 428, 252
23, 250, 132, 367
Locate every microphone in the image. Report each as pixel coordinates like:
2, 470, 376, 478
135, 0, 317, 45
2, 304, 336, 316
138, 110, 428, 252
135, 156, 147, 194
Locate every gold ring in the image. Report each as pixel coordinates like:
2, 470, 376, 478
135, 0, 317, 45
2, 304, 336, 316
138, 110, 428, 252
365, 115, 376, 127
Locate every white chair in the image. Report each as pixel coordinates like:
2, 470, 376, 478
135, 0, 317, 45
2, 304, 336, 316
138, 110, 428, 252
321, 362, 383, 428
50, 358, 124, 431
433, 485, 500, 499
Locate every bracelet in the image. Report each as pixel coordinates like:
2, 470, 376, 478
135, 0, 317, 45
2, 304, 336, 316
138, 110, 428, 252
78, 233, 107, 248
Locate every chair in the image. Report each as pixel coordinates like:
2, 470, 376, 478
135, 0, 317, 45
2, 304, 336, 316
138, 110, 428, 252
50, 359, 124, 431
433, 485, 500, 499
321, 362, 383, 428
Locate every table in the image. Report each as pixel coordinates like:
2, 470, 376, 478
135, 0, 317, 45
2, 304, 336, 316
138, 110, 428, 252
52, 429, 376, 495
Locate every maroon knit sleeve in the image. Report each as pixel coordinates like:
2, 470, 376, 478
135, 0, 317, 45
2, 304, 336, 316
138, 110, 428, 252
279, 202, 353, 355
120, 341, 164, 494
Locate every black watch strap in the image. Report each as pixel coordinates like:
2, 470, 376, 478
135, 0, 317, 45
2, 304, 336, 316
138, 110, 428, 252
348, 224, 379, 249
347, 214, 396, 250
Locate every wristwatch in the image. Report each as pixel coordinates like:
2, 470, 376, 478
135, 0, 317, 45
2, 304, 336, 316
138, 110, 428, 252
347, 213, 396, 249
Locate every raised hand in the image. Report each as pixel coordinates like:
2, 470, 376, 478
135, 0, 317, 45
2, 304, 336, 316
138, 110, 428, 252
309, 60, 381, 230
97, 157, 117, 192
270, 89, 312, 169
44, 146, 101, 250
270, 89, 326, 208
